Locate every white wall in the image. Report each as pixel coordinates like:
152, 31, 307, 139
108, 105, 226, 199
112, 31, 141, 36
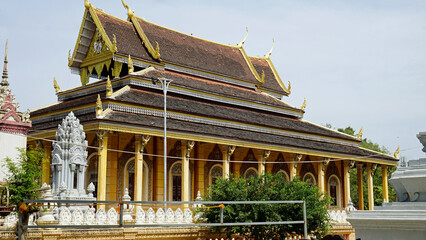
0, 132, 27, 182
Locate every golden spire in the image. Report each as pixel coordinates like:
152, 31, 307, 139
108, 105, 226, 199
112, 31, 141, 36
53, 77, 61, 92
357, 127, 363, 140
106, 76, 113, 97
264, 38, 274, 59
237, 27, 249, 47
1, 39, 9, 87
394, 146, 400, 159
300, 98, 307, 111
121, 0, 134, 18
96, 94, 103, 117
128, 55, 134, 73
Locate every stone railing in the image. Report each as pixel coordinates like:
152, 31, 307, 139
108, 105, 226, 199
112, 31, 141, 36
327, 200, 357, 223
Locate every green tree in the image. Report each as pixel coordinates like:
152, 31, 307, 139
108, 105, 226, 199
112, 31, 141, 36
3, 148, 44, 206
336, 126, 396, 209
203, 173, 331, 239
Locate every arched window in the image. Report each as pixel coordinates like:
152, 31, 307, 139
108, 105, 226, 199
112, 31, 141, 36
209, 164, 223, 185
303, 172, 316, 186
169, 162, 182, 201
278, 170, 290, 181
328, 175, 341, 207
124, 158, 149, 201
85, 153, 98, 198
244, 167, 258, 179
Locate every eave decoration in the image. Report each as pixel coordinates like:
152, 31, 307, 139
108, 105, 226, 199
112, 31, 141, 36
263, 38, 291, 95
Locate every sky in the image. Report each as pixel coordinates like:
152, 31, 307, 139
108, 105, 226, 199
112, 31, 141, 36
0, 0, 425, 160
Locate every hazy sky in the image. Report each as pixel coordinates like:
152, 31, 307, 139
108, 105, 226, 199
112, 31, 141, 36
0, 0, 425, 160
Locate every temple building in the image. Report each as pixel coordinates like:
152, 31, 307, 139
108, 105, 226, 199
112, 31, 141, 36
0, 40, 32, 183
28, 0, 398, 212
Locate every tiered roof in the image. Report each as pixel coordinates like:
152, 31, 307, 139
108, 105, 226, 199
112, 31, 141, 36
30, 1, 397, 164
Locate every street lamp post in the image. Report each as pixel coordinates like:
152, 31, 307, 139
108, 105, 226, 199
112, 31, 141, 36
153, 77, 173, 204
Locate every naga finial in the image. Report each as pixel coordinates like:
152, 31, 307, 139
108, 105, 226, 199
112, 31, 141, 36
84, 0, 92, 9
357, 127, 363, 140
300, 98, 307, 111
237, 27, 249, 47
121, 0, 134, 18
106, 76, 113, 97
53, 77, 61, 92
265, 38, 274, 59
96, 94, 103, 117
128, 55, 134, 73
1, 39, 9, 87
68, 49, 73, 66
394, 146, 400, 159
287, 81, 291, 93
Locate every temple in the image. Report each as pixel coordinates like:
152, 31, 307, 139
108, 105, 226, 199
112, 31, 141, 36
28, 0, 397, 215
0, 40, 32, 183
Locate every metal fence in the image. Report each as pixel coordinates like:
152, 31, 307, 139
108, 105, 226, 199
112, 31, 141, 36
18, 199, 308, 240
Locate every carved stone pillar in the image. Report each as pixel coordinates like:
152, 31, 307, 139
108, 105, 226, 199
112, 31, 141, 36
258, 150, 271, 175
135, 135, 151, 201
382, 165, 389, 203
289, 154, 302, 180
222, 146, 236, 178
318, 158, 330, 194
343, 160, 354, 207
367, 163, 376, 210
356, 163, 364, 210
97, 131, 108, 206
182, 141, 195, 201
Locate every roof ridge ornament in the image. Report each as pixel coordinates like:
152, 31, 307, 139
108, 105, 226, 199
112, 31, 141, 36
394, 146, 400, 159
264, 38, 274, 59
121, 0, 135, 19
84, 0, 92, 9
300, 98, 307, 111
357, 127, 363, 140
1, 39, 9, 87
128, 55, 134, 73
237, 27, 249, 47
106, 76, 113, 97
53, 77, 61, 92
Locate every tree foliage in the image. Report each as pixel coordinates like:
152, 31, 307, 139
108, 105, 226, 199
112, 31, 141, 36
3, 148, 44, 206
334, 126, 396, 208
203, 173, 331, 239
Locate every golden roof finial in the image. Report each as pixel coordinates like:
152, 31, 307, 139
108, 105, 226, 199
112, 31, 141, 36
121, 0, 134, 18
53, 77, 61, 92
356, 127, 363, 140
84, 0, 92, 9
300, 98, 307, 111
265, 38, 274, 59
394, 146, 400, 159
287, 81, 292, 94
1, 39, 9, 87
112, 34, 118, 52
128, 55, 134, 73
237, 27, 249, 47
68, 49, 73, 66
96, 94, 103, 117
106, 76, 113, 97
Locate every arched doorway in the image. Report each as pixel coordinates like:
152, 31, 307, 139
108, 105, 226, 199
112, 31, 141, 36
123, 158, 149, 201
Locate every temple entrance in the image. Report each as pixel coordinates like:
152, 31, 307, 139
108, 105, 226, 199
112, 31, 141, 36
124, 158, 149, 201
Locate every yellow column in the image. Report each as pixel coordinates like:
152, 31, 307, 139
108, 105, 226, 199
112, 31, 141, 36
134, 135, 151, 201
318, 158, 329, 194
289, 154, 302, 181
42, 143, 52, 185
382, 165, 389, 203
222, 146, 236, 178
367, 163, 376, 210
97, 131, 108, 207
258, 150, 271, 175
356, 163, 364, 210
343, 160, 354, 207
182, 141, 195, 201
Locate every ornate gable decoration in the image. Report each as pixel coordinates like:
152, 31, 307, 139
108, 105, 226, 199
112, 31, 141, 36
0, 40, 31, 135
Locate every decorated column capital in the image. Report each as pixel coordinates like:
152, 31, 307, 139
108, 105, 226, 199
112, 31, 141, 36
322, 157, 330, 171
185, 140, 195, 158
